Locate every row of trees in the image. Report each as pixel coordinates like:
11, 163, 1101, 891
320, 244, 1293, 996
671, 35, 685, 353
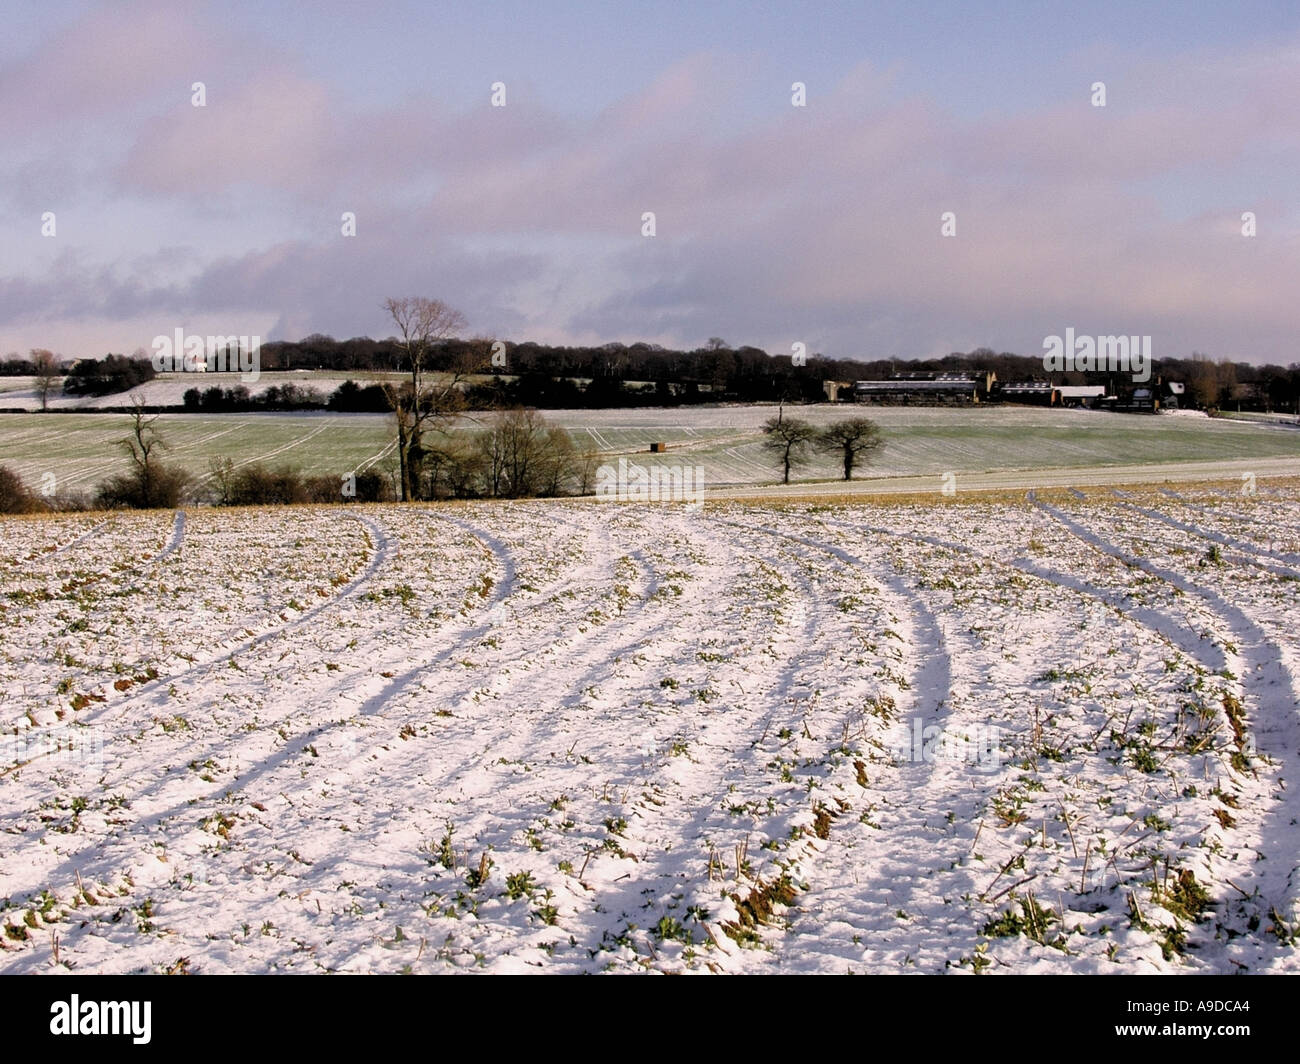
182, 382, 329, 412
0, 350, 156, 410
180, 374, 719, 413
0, 400, 596, 513
10, 338, 1300, 414
223, 333, 1300, 408
63, 354, 156, 397
2, 408, 883, 515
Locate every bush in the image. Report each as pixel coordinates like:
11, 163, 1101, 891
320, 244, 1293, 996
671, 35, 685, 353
0, 465, 43, 514
207, 460, 394, 506
353, 469, 394, 502
223, 464, 310, 506
328, 380, 390, 412
63, 354, 156, 397
94, 464, 191, 510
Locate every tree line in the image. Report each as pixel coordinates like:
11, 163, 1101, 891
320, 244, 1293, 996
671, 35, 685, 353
0, 402, 601, 513
9, 337, 1298, 412
0, 404, 886, 515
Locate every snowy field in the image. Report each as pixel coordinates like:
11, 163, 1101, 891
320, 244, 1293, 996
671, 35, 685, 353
1, 484, 1299, 974
3, 403, 1299, 495
0, 372, 389, 412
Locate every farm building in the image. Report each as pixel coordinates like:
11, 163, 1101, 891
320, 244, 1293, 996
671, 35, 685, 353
1108, 387, 1159, 413
996, 380, 1059, 406
852, 372, 989, 405
1058, 385, 1107, 408
1095, 380, 1185, 413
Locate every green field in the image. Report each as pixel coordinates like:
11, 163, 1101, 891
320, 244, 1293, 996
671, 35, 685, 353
1, 405, 1298, 496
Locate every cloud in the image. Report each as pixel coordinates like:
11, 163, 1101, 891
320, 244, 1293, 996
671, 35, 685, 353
2, 15, 1298, 363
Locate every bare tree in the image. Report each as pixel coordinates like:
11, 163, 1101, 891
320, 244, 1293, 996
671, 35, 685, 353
473, 408, 579, 498
420, 436, 484, 500
537, 426, 579, 497
122, 398, 169, 506
380, 297, 474, 501
574, 443, 601, 496
31, 348, 59, 411
96, 397, 190, 508
208, 456, 237, 505
819, 417, 884, 481
761, 416, 817, 484
1186, 352, 1236, 411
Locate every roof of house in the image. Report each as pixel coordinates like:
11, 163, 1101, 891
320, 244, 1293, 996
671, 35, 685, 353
999, 381, 1056, 392
853, 379, 977, 391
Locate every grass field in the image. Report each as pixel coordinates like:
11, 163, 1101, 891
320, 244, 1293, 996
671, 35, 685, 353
1, 404, 1298, 496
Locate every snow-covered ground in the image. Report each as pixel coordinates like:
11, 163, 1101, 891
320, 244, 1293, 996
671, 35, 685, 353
1, 485, 1298, 973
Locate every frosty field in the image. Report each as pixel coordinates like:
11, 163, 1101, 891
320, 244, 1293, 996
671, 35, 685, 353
3, 403, 1300, 496
1, 482, 1298, 974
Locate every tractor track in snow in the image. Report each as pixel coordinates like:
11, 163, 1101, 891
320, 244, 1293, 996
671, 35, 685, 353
1037, 501, 1300, 953
1, 519, 109, 571
0, 513, 394, 782
5, 512, 661, 893
754, 517, 1004, 972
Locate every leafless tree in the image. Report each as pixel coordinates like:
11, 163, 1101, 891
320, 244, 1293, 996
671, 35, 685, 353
96, 397, 190, 508
819, 417, 884, 481
31, 348, 59, 411
574, 443, 601, 496
537, 426, 579, 497
761, 416, 817, 484
475, 408, 579, 498
208, 456, 237, 505
1186, 352, 1236, 411
122, 397, 168, 503
380, 297, 475, 501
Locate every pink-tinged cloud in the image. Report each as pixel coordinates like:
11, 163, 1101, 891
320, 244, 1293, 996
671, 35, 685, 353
120, 70, 336, 195
3, 20, 1299, 363
0, 1, 223, 138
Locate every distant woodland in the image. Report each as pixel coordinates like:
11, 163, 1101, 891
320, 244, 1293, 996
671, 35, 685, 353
3, 337, 1298, 412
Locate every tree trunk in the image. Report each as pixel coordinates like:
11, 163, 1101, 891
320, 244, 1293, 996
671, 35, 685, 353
396, 415, 411, 502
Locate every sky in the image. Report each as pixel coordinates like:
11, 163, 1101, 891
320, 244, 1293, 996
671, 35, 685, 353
0, 0, 1297, 365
